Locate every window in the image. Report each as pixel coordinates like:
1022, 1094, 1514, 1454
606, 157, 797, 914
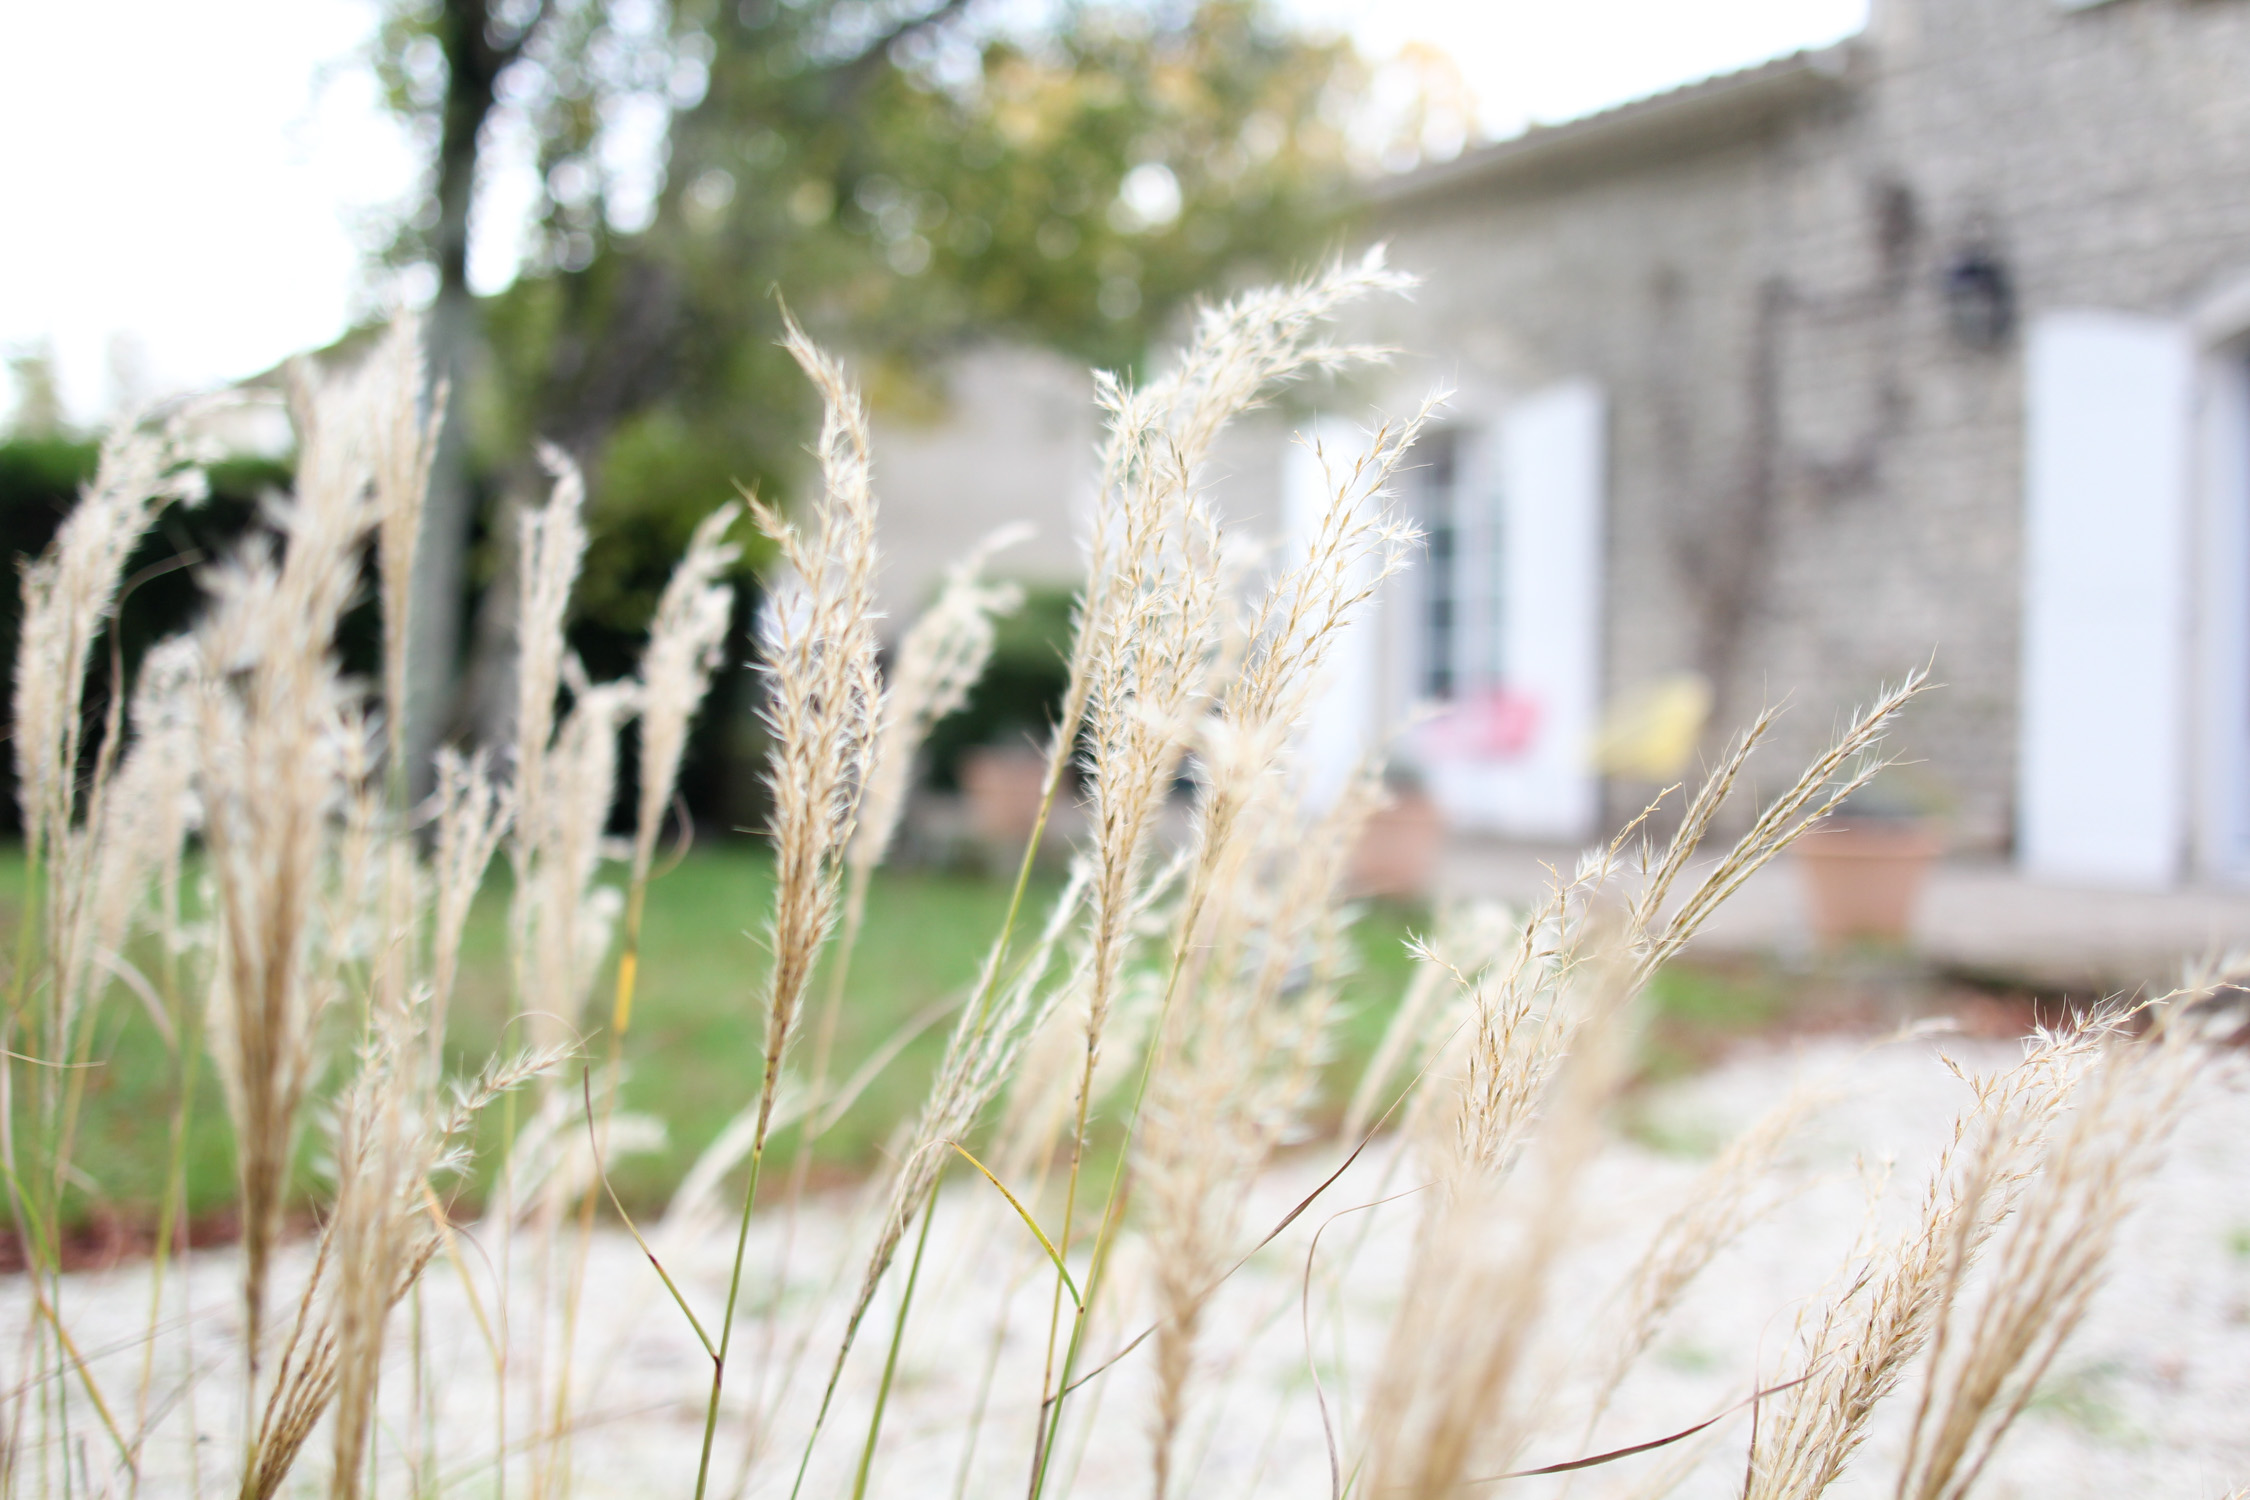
1409, 430, 1502, 702
1421, 435, 1458, 699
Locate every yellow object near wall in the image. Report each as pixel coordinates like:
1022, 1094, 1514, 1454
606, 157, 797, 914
1590, 673, 1712, 782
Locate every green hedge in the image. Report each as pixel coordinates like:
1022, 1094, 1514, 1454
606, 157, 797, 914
920, 583, 1076, 790
0, 436, 1085, 839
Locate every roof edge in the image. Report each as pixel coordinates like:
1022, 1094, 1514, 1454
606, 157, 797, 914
1365, 42, 1859, 209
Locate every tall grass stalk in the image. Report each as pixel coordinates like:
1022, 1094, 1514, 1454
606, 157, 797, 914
1029, 254, 1422, 1495
548, 500, 739, 1494
2, 319, 564, 1499
691, 314, 882, 1500
758, 527, 1022, 1483
797, 525, 1022, 1175
5, 407, 208, 1490
10, 270, 2235, 1500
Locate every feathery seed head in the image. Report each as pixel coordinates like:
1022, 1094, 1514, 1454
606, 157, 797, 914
634, 502, 741, 879
849, 523, 1027, 878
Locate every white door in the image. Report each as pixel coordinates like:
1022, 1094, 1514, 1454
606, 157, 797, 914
2019, 310, 2195, 887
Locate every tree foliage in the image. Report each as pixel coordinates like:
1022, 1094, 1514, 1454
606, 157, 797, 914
376, 0, 1362, 526
367, 0, 1364, 816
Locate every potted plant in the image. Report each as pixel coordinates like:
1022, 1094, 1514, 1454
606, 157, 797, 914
1793, 769, 1948, 947
1350, 767, 1447, 899
960, 739, 1050, 849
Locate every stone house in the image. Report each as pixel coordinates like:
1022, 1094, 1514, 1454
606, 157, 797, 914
873, 0, 2250, 888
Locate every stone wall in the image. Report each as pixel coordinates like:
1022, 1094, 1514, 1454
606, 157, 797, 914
866, 342, 1096, 628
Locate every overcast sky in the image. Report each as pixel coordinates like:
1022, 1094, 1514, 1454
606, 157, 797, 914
0, 0, 1867, 426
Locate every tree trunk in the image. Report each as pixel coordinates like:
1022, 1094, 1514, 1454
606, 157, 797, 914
407, 288, 477, 796
405, 0, 513, 797
448, 254, 687, 760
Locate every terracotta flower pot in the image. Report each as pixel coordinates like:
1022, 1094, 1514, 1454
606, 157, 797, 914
959, 743, 1048, 850
1793, 820, 1942, 947
1350, 788, 1446, 899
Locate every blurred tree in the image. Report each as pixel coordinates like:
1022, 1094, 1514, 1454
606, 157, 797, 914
372, 0, 1364, 796
5, 344, 67, 439
373, 0, 584, 788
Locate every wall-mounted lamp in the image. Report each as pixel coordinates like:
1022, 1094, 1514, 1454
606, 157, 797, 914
1944, 248, 2015, 349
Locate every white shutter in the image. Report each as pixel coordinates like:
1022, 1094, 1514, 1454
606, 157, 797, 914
2195, 347, 2250, 878
1425, 380, 1607, 840
1284, 417, 1381, 808
2020, 310, 2195, 887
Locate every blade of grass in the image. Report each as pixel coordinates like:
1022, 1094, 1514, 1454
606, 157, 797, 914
581, 1073, 717, 1362
1301, 1187, 1430, 1500
945, 1143, 1081, 1309
129, 989, 201, 1484
794, 736, 1074, 1500
1465, 1373, 1813, 1483
422, 1187, 503, 1368
850, 1179, 935, 1500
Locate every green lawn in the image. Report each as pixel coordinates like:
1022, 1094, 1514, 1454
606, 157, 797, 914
10, 835, 1882, 1235
1639, 960, 1797, 1082
6, 845, 1428, 1229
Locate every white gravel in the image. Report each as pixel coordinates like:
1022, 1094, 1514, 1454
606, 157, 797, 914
16, 1034, 2249, 1498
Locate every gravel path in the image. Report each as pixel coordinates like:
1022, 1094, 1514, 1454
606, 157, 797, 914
16, 1034, 2248, 1498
